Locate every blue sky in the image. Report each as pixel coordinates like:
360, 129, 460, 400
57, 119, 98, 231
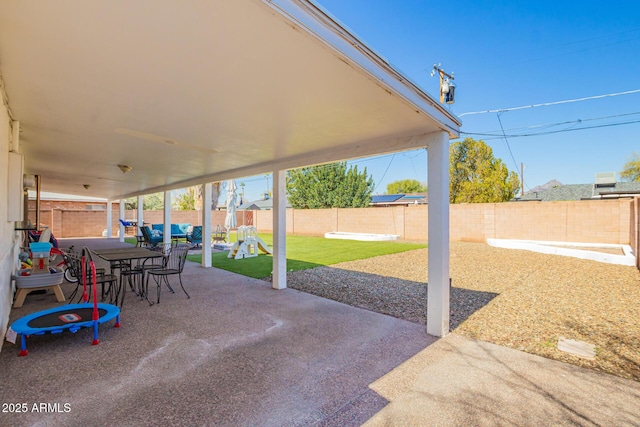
236, 0, 640, 203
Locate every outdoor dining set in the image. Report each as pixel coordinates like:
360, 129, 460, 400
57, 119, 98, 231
69, 243, 191, 308
8, 229, 193, 356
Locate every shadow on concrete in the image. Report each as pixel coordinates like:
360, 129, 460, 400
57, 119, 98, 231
276, 266, 498, 330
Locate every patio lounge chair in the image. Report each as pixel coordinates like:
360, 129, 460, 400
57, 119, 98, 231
186, 226, 202, 247
140, 226, 163, 247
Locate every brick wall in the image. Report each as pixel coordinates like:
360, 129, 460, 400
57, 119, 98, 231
632, 198, 640, 268
27, 198, 639, 249
292, 209, 337, 235
336, 207, 406, 236
29, 205, 253, 238
28, 200, 121, 237
254, 198, 638, 245
132, 210, 252, 230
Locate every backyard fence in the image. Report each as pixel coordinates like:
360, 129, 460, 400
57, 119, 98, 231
30, 197, 640, 268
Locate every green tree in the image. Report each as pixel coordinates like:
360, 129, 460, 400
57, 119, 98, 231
123, 197, 137, 210
449, 138, 520, 203
122, 193, 164, 210
286, 162, 374, 208
173, 188, 196, 210
143, 193, 164, 210
620, 152, 640, 181
386, 179, 427, 194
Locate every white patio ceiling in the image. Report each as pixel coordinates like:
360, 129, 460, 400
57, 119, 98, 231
0, 0, 460, 200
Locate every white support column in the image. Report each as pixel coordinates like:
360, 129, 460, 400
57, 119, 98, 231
272, 170, 287, 290
427, 131, 450, 337
137, 195, 144, 237
118, 200, 125, 242
202, 183, 212, 268
163, 191, 172, 247
106, 201, 113, 239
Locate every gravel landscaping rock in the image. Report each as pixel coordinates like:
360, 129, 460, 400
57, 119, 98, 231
264, 241, 640, 381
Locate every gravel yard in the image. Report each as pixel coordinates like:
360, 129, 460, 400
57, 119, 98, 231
266, 242, 640, 381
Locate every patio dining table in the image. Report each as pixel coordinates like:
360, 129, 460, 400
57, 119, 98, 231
92, 247, 165, 306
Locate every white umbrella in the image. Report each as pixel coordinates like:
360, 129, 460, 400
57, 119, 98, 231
224, 179, 237, 240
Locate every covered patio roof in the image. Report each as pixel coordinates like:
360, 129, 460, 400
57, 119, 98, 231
0, 0, 459, 200
1, 0, 459, 338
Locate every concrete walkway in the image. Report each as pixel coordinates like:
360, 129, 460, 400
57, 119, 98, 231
364, 334, 640, 426
1, 238, 638, 426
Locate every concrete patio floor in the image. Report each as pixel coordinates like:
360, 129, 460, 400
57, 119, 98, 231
1, 238, 638, 426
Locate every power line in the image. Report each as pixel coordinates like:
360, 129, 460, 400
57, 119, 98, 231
459, 89, 640, 117
496, 112, 520, 175
465, 110, 640, 136
462, 118, 640, 139
372, 153, 396, 193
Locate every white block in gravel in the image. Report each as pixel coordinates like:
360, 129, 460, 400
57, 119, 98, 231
558, 337, 596, 360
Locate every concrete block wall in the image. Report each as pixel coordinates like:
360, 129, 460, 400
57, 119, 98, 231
253, 198, 637, 246
126, 210, 251, 233
450, 203, 488, 242
25, 208, 252, 239
21, 198, 639, 249
492, 200, 630, 244
404, 206, 428, 240
631, 198, 639, 268
336, 207, 406, 237
292, 208, 337, 236
58, 210, 120, 238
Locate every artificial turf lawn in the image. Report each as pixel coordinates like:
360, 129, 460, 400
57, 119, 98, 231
186, 234, 426, 279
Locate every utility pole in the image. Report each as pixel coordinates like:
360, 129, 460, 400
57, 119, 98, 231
431, 64, 456, 104
265, 174, 271, 199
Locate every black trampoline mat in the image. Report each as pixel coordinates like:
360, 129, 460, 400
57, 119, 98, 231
27, 308, 107, 328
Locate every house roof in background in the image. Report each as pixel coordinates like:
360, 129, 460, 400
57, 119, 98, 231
239, 198, 291, 210
520, 182, 640, 201
371, 193, 427, 206
371, 194, 404, 204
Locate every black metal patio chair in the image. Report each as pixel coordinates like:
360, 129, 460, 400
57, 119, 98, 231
144, 243, 191, 304
66, 248, 118, 305
119, 242, 171, 305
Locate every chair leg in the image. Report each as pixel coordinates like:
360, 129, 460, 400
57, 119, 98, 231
144, 274, 154, 306
163, 276, 175, 294
177, 273, 190, 299
113, 278, 123, 307
68, 285, 79, 303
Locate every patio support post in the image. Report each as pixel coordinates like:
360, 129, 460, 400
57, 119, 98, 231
202, 183, 212, 268
426, 131, 450, 337
118, 200, 125, 242
106, 200, 113, 239
137, 195, 144, 237
163, 191, 171, 247
272, 170, 286, 290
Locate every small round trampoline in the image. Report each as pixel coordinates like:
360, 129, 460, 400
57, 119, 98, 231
10, 260, 120, 356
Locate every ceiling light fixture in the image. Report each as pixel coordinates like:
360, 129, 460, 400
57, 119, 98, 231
117, 164, 133, 173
